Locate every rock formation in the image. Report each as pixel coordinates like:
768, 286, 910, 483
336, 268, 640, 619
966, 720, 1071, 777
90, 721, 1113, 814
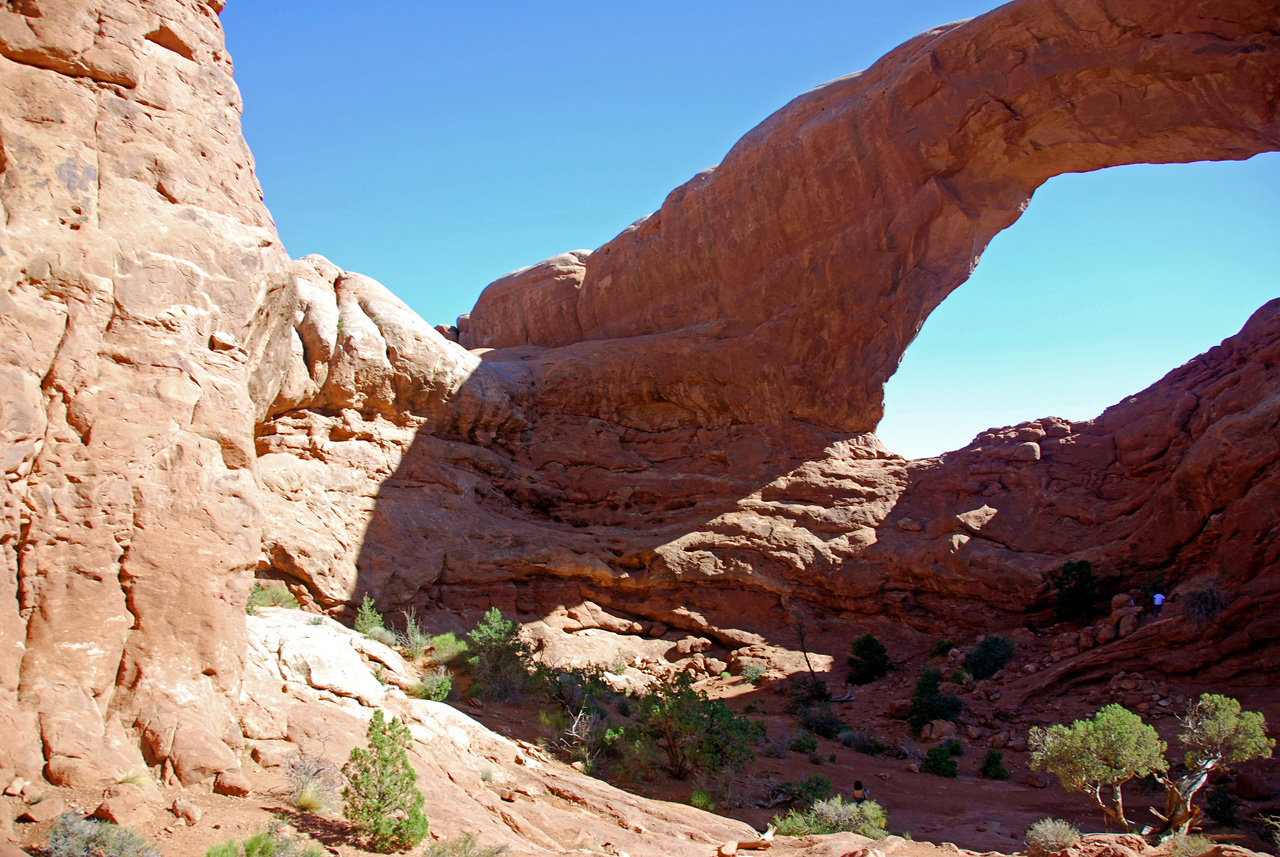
2, 0, 1278, 807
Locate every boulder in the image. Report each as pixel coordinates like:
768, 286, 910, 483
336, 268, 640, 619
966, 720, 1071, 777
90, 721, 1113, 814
213, 771, 252, 798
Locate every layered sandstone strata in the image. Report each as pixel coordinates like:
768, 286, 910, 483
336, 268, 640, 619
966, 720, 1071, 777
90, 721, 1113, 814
2, 0, 1278, 789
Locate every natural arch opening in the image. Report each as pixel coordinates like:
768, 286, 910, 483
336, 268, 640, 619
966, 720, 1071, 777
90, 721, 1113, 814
878, 154, 1280, 460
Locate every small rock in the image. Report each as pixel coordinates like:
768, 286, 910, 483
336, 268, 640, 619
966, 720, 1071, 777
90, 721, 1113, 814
648, 623, 668, 638
1025, 772, 1049, 789
172, 798, 202, 826
1008, 738, 1028, 753
990, 732, 1009, 749
897, 518, 922, 532
1117, 613, 1139, 638
907, 763, 920, 774
213, 771, 252, 797
18, 797, 65, 824
1095, 625, 1118, 645
2, 781, 23, 798
570, 761, 585, 772
94, 784, 151, 827
718, 842, 738, 857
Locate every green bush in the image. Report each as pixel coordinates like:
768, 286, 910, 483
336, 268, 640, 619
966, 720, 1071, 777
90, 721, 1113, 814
342, 710, 430, 852
741, 663, 766, 684
929, 638, 954, 659
410, 668, 452, 702
466, 608, 535, 701
354, 594, 386, 636
766, 774, 833, 809
1205, 785, 1237, 827
838, 729, 888, 756
774, 796, 889, 838
787, 675, 832, 712
1052, 560, 1097, 624
788, 732, 818, 754
980, 749, 1010, 780
621, 673, 754, 780
923, 745, 958, 778
964, 636, 1014, 680
799, 703, 844, 739
1024, 818, 1079, 856
246, 583, 300, 615
907, 668, 962, 735
846, 634, 890, 685
428, 632, 469, 667
48, 813, 160, 857
204, 825, 323, 857
689, 789, 717, 811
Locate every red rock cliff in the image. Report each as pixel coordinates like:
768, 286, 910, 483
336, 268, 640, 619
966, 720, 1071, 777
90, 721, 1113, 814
2, 0, 1278, 785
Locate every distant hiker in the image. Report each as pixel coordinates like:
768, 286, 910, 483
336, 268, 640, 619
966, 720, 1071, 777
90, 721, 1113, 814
852, 780, 871, 804
1153, 592, 1165, 616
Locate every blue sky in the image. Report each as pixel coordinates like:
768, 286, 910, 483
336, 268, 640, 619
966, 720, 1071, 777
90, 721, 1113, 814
222, 2, 1279, 459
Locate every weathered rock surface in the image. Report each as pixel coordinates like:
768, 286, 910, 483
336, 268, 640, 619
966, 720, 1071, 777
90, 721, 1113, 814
0, 0, 295, 782
2, 0, 1279, 817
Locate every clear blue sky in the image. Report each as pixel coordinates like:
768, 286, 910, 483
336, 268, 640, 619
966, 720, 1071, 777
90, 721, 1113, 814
221, 2, 1279, 459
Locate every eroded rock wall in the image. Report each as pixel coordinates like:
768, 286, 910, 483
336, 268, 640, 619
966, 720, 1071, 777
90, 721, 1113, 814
3, 0, 1279, 789
0, 0, 296, 781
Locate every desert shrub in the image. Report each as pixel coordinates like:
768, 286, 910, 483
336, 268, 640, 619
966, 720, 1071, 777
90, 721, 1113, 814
539, 706, 618, 773
466, 608, 535, 701
1186, 587, 1229, 627
48, 813, 160, 857
766, 774, 833, 809
846, 633, 890, 685
964, 636, 1014, 680
907, 668, 962, 735
1262, 815, 1280, 851
689, 788, 717, 811
354, 594, 385, 636
1029, 704, 1167, 831
930, 638, 954, 659
1052, 560, 1098, 623
774, 796, 889, 838
1205, 785, 1237, 827
427, 631, 469, 666
609, 649, 629, 675
621, 673, 755, 779
980, 749, 1010, 780
923, 745, 958, 778
204, 825, 322, 857
397, 608, 430, 661
409, 668, 452, 702
1024, 818, 1079, 856
742, 663, 766, 684
342, 710, 430, 852
531, 663, 613, 715
246, 583, 300, 615
116, 770, 153, 787
788, 732, 818, 754
422, 833, 510, 857
839, 729, 888, 756
1163, 833, 1215, 857
787, 675, 832, 712
285, 737, 342, 814
799, 704, 844, 739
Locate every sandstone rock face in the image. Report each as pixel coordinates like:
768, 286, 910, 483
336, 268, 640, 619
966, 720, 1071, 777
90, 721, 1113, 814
3, 0, 1280, 795
0, 0, 295, 781
463, 0, 1280, 435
